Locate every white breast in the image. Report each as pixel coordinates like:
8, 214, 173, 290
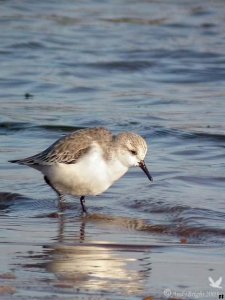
42, 143, 128, 196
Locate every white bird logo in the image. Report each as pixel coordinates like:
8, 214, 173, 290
208, 276, 222, 289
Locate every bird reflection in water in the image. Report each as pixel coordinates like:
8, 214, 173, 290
43, 212, 152, 296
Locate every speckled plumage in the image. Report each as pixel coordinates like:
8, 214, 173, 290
15, 128, 113, 165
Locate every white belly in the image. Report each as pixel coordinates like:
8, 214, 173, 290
41, 148, 128, 196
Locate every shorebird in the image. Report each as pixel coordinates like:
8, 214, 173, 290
9, 127, 153, 213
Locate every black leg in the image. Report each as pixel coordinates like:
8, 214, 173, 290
44, 176, 64, 205
44, 176, 61, 196
80, 196, 87, 213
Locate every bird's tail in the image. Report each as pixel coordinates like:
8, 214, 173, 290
8, 158, 35, 165
9, 159, 21, 164
9, 157, 41, 172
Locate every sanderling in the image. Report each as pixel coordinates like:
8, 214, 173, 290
9, 127, 152, 213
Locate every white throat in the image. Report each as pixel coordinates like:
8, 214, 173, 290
107, 158, 128, 183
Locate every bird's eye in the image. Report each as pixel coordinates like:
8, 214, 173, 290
130, 150, 137, 155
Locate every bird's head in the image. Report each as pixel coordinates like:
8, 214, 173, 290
115, 132, 153, 181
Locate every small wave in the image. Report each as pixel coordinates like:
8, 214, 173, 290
172, 175, 225, 188
0, 121, 85, 134
7, 41, 45, 50
127, 198, 225, 243
0, 192, 24, 202
102, 17, 167, 26
0, 122, 32, 132
150, 125, 225, 142
82, 212, 225, 244
0, 192, 25, 213
38, 124, 84, 133
84, 60, 156, 72
190, 131, 225, 142
150, 126, 194, 139
150, 48, 221, 60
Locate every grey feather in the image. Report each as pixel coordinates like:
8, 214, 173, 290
9, 127, 113, 166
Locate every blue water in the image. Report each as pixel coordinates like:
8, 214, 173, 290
0, 1, 225, 299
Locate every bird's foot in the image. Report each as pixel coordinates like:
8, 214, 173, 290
58, 194, 66, 212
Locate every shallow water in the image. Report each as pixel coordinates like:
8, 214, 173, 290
0, 0, 225, 299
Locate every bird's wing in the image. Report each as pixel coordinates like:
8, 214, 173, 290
11, 127, 113, 165
208, 277, 214, 284
215, 277, 222, 285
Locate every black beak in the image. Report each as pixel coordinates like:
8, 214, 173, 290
139, 160, 153, 182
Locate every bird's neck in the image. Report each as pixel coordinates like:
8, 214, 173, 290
107, 158, 128, 183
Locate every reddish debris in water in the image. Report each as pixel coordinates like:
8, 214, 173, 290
180, 238, 188, 244
0, 286, 16, 295
0, 273, 16, 279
